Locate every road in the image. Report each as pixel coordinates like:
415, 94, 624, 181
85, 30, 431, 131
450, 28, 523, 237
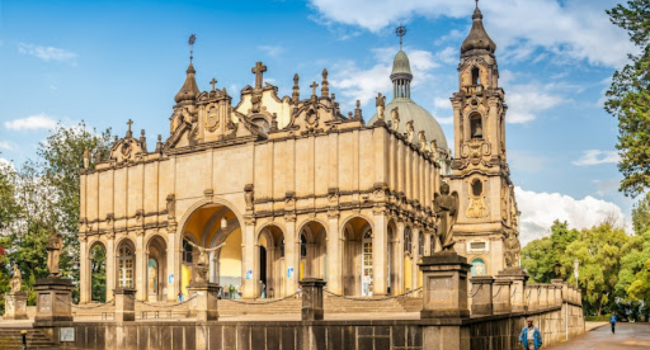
546, 323, 650, 350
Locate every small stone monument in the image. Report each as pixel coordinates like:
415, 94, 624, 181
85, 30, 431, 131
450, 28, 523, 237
301, 278, 326, 321
35, 228, 74, 323
3, 264, 28, 320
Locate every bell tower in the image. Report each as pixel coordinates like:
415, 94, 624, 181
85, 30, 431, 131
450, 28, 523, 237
447, 1, 520, 276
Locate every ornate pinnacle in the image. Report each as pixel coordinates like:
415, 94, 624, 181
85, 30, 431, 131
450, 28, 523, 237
353, 100, 362, 120
321, 68, 329, 99
292, 73, 300, 102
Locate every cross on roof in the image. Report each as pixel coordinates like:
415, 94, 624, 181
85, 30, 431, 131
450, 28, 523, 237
127, 119, 133, 132
310, 81, 319, 96
475, 0, 479, 8
210, 78, 218, 91
251, 62, 267, 89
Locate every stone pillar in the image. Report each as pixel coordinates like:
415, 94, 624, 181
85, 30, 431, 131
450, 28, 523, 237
3, 292, 28, 320
539, 285, 549, 309
419, 252, 471, 319
470, 276, 494, 316
113, 288, 136, 322
424, 234, 432, 256
106, 233, 116, 301
528, 284, 539, 311
301, 278, 326, 321
187, 282, 219, 321
135, 231, 145, 301
493, 279, 512, 313
34, 277, 74, 323
242, 219, 256, 299
327, 213, 342, 294
79, 237, 89, 303
412, 226, 421, 294
372, 211, 388, 296
395, 221, 406, 295
168, 228, 179, 301
285, 218, 298, 295
498, 268, 528, 312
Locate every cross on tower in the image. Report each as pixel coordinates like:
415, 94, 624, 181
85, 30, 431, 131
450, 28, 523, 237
127, 119, 133, 132
251, 62, 267, 89
475, 0, 479, 8
310, 81, 319, 96
210, 78, 218, 91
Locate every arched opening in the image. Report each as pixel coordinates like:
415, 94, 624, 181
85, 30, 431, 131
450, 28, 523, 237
181, 204, 242, 299
471, 67, 481, 86
299, 221, 327, 282
470, 113, 483, 140
430, 234, 436, 256
116, 239, 136, 288
146, 235, 167, 302
403, 226, 413, 292
89, 243, 107, 302
257, 224, 285, 298
471, 258, 486, 277
343, 217, 372, 296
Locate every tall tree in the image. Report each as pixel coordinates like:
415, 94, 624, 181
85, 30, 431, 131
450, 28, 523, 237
605, 0, 650, 197
521, 220, 580, 283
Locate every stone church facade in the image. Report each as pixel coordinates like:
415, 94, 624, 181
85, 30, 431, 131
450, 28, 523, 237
77, 5, 520, 303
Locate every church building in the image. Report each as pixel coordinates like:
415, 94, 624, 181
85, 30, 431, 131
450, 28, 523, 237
77, 4, 521, 303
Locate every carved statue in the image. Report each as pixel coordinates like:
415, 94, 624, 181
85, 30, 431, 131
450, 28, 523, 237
83, 148, 90, 169
391, 107, 400, 131
418, 130, 427, 151
504, 230, 521, 268
376, 92, 386, 121
194, 245, 210, 283
244, 184, 254, 211
166, 194, 176, 220
433, 182, 459, 252
46, 228, 63, 276
405, 120, 415, 143
10, 264, 21, 293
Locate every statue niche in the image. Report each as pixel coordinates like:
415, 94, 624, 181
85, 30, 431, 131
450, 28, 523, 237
466, 179, 489, 218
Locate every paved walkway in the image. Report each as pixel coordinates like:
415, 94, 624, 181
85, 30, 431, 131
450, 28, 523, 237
547, 323, 650, 350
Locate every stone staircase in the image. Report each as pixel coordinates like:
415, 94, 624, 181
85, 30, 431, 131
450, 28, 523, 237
0, 328, 56, 350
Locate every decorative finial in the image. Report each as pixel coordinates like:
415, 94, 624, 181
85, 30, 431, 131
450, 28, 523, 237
476, 0, 479, 9
396, 25, 407, 50
321, 68, 329, 99
188, 34, 196, 63
353, 100, 362, 120
210, 78, 218, 92
292, 74, 300, 103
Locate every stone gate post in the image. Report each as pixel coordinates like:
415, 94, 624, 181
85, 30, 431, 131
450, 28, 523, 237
470, 276, 494, 316
113, 288, 136, 322
493, 279, 512, 313
187, 282, 220, 321
301, 278, 326, 321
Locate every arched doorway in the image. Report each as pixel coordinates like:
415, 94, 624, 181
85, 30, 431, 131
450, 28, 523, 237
89, 242, 107, 302
343, 217, 372, 297
180, 204, 242, 299
298, 221, 327, 281
146, 235, 167, 302
257, 224, 285, 298
116, 239, 136, 288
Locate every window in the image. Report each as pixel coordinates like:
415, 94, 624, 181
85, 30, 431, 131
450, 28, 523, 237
118, 245, 134, 288
470, 114, 483, 139
301, 234, 307, 258
418, 234, 424, 256
466, 240, 489, 254
471, 67, 480, 86
470, 241, 486, 251
471, 179, 483, 198
471, 258, 486, 277
182, 238, 193, 264
430, 235, 435, 255
404, 227, 412, 254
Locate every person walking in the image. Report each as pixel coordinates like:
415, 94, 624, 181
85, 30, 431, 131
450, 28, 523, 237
518, 317, 543, 350
610, 311, 618, 334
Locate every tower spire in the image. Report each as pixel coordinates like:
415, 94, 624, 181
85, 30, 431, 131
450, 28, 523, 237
189, 34, 196, 63
391, 25, 413, 99
174, 34, 200, 104
396, 25, 407, 51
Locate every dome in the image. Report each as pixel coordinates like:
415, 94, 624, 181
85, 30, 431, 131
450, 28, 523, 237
368, 98, 448, 150
391, 50, 413, 77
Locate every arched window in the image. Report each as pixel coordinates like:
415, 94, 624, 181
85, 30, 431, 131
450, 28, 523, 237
471, 67, 480, 86
182, 238, 193, 264
301, 234, 307, 258
470, 114, 483, 139
471, 258, 486, 277
404, 227, 412, 255
429, 235, 435, 256
418, 234, 424, 256
118, 244, 134, 288
471, 179, 483, 198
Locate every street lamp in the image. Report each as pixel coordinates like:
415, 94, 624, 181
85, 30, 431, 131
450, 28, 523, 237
573, 260, 579, 288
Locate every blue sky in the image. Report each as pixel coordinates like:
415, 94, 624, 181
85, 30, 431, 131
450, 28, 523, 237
0, 0, 637, 243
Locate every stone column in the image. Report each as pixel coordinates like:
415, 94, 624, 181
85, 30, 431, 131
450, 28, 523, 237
412, 226, 420, 293
106, 233, 116, 301
327, 213, 342, 294
424, 233, 432, 257
187, 282, 219, 321
79, 237, 89, 303
135, 231, 145, 301
242, 218, 256, 299
395, 221, 405, 295
113, 288, 136, 322
419, 252, 471, 319
284, 218, 298, 295
34, 277, 74, 323
3, 292, 28, 320
470, 276, 494, 316
493, 279, 512, 313
167, 228, 179, 301
372, 211, 388, 296
497, 268, 528, 312
301, 278, 326, 321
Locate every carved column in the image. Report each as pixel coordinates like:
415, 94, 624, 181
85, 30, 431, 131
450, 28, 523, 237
412, 226, 421, 293
284, 217, 298, 295
79, 236, 89, 303
135, 230, 145, 301
372, 210, 388, 296
327, 212, 342, 294
242, 217, 256, 299
167, 226, 179, 302
424, 233, 432, 257
106, 232, 116, 302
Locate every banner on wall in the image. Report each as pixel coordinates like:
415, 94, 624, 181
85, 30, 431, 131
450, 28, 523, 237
168, 274, 174, 284
287, 267, 294, 278
246, 270, 253, 280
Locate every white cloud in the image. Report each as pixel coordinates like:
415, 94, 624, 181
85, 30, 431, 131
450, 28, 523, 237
18, 43, 77, 64
5, 114, 58, 131
0, 141, 14, 150
258, 45, 284, 57
506, 85, 566, 123
308, 0, 635, 68
433, 97, 451, 110
573, 150, 620, 166
593, 178, 620, 197
515, 186, 628, 246
436, 46, 457, 65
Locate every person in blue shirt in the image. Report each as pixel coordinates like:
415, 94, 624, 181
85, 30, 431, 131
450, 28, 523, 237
518, 317, 543, 350
610, 311, 617, 334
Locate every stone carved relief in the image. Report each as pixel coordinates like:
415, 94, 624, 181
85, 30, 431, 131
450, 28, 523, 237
504, 230, 521, 268
391, 107, 400, 131
244, 184, 254, 212
205, 104, 220, 132
466, 179, 488, 218
166, 194, 176, 220
376, 92, 386, 121
461, 140, 491, 166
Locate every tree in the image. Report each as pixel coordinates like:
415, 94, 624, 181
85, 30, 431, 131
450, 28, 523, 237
90, 245, 107, 303
632, 193, 650, 235
521, 220, 580, 283
605, 0, 650, 198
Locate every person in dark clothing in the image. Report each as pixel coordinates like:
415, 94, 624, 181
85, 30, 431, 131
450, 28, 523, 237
610, 311, 617, 334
